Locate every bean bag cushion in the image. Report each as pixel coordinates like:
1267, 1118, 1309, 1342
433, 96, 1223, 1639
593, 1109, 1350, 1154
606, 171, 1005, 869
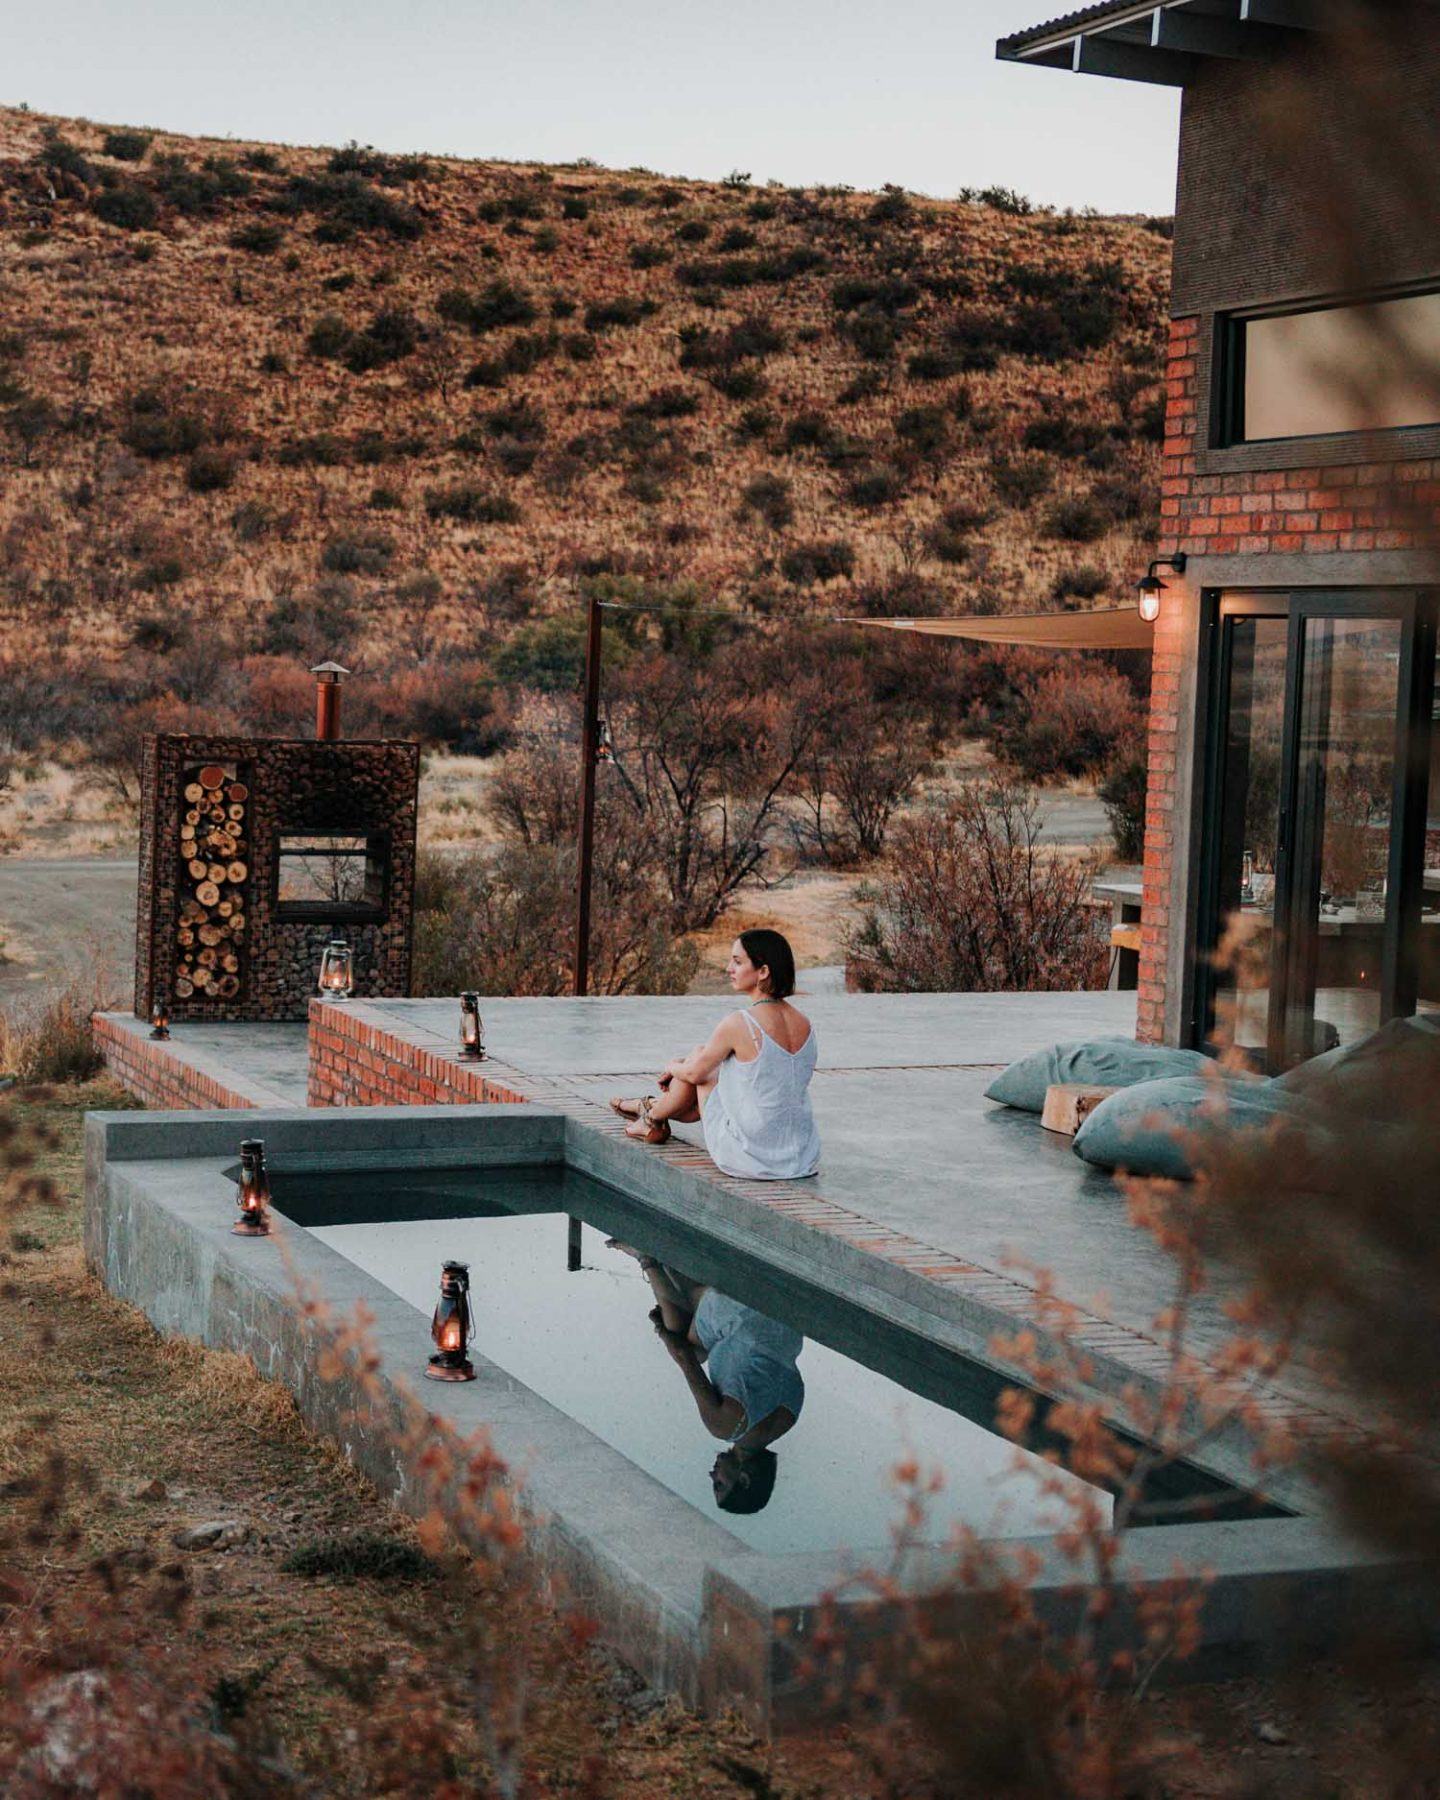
1072, 1073, 1304, 1180
984, 1037, 1212, 1114
1273, 1013, 1440, 1122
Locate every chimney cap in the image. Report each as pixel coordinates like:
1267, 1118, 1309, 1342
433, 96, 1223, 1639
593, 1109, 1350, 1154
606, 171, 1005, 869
311, 660, 351, 680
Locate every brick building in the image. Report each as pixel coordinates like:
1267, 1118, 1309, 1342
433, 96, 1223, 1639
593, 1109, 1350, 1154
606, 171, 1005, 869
998, 0, 1440, 1069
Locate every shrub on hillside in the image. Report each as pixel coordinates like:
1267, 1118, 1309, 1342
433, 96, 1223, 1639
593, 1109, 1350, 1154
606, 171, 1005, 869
306, 312, 351, 358
740, 473, 794, 530
279, 171, 423, 239
988, 453, 1052, 508
1053, 563, 1108, 603
121, 388, 208, 458
93, 184, 157, 231
101, 128, 152, 162
845, 782, 1107, 993
583, 296, 654, 331
629, 241, 669, 269
229, 221, 285, 254
627, 386, 699, 420
781, 540, 855, 585
186, 445, 237, 492
321, 532, 394, 575
152, 151, 250, 216
1043, 495, 1109, 543
424, 484, 520, 524
830, 275, 918, 315
847, 467, 905, 509
437, 280, 537, 333
906, 346, 964, 382
343, 306, 422, 372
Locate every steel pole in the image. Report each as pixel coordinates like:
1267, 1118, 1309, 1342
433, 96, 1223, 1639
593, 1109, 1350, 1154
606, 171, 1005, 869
574, 592, 603, 996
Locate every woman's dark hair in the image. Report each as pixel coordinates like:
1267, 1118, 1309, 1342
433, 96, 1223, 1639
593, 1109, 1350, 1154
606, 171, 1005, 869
715, 1448, 779, 1514
738, 928, 796, 1001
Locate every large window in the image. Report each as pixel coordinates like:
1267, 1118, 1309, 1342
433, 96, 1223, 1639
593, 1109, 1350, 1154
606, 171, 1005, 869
1220, 289, 1440, 445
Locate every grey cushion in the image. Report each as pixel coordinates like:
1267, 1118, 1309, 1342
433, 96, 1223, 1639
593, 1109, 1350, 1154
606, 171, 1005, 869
984, 1037, 1212, 1114
1273, 1013, 1440, 1122
1072, 1073, 1303, 1180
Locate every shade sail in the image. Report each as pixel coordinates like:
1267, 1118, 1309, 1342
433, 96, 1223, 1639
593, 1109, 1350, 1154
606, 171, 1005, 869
848, 606, 1154, 650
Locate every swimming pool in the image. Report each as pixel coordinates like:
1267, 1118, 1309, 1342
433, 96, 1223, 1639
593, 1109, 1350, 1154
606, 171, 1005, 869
270, 1159, 1266, 1558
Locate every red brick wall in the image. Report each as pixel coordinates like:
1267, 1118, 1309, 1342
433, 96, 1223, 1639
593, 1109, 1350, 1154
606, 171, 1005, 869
307, 1001, 531, 1108
95, 1014, 260, 1111
1138, 313, 1440, 1041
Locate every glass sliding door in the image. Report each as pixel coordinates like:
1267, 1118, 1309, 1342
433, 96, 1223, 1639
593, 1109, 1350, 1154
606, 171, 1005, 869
1203, 606, 1289, 1064
1277, 608, 1407, 1064
1197, 589, 1436, 1071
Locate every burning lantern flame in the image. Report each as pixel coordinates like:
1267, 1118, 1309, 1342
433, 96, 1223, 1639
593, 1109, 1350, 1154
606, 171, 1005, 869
459, 992, 486, 1062
149, 1006, 171, 1041
425, 1260, 476, 1383
318, 938, 354, 1001
233, 1138, 273, 1238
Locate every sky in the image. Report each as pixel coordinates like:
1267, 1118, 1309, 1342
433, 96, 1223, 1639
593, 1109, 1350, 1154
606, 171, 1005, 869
6, 0, 1181, 216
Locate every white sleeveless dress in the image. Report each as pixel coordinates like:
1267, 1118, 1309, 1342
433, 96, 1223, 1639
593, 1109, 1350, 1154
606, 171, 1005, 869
702, 1010, 821, 1180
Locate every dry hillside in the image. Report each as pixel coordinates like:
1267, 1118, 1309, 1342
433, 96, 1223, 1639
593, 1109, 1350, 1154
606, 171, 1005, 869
0, 107, 1170, 744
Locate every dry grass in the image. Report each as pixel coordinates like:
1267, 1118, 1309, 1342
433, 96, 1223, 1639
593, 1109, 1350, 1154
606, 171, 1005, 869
0, 106, 1170, 711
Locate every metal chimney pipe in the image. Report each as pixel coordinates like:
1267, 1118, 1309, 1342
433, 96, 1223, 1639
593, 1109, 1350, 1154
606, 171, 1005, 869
311, 661, 349, 741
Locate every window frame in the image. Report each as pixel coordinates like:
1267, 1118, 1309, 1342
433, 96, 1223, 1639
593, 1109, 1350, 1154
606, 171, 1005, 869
272, 828, 392, 924
1212, 280, 1440, 452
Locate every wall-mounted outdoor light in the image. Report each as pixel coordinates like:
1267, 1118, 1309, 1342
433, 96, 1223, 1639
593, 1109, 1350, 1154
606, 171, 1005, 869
149, 1006, 171, 1041
1137, 553, 1187, 624
317, 938, 354, 1001
233, 1138, 273, 1237
458, 992, 486, 1062
425, 1260, 476, 1382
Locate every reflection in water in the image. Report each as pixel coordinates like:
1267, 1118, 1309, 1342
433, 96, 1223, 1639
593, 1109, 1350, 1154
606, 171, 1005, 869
610, 1241, 803, 1516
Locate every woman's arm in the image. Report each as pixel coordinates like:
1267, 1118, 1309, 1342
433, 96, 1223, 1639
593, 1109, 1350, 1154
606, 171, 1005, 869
665, 1015, 742, 1088
653, 1314, 743, 1437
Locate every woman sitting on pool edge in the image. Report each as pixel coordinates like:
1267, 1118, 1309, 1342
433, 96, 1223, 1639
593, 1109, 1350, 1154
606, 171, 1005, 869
609, 1246, 804, 1515
610, 927, 821, 1181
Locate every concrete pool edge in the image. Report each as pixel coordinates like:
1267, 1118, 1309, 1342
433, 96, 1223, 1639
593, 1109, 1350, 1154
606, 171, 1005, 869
85, 1106, 1437, 1733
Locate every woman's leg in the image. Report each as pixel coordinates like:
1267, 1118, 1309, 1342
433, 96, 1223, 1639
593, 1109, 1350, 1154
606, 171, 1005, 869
644, 1262, 707, 1332
647, 1076, 706, 1125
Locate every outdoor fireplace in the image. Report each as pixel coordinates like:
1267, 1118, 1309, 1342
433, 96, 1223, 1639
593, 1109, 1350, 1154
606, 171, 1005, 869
135, 728, 419, 1023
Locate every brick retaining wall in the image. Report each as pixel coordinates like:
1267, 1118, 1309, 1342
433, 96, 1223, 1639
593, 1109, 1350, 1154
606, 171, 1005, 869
94, 1014, 262, 1111
306, 1000, 531, 1108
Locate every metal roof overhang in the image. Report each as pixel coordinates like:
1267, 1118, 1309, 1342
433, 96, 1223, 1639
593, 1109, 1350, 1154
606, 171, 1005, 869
996, 0, 1322, 88
849, 607, 1155, 649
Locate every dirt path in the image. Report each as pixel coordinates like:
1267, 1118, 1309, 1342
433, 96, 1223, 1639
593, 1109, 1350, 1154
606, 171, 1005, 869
0, 859, 137, 1009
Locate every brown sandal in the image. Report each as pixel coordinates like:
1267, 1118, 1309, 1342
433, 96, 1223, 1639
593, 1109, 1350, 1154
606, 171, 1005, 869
622, 1097, 671, 1144
609, 1096, 647, 1120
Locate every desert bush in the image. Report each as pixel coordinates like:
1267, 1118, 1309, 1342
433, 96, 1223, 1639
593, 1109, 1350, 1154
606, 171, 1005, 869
988, 452, 1052, 507
152, 151, 250, 216
4, 394, 59, 467
1100, 746, 1148, 861
437, 279, 537, 333
343, 305, 422, 372
627, 385, 699, 420
279, 171, 423, 239
1044, 494, 1110, 542
583, 295, 653, 331
868, 184, 913, 223
781, 539, 856, 585
740, 472, 794, 530
229, 221, 284, 254
845, 781, 1107, 992
895, 403, 950, 458
306, 311, 351, 358
121, 387, 208, 459
1053, 562, 1108, 602
186, 445, 237, 492
995, 662, 1139, 780
906, 346, 964, 381
0, 976, 111, 1084
101, 128, 152, 162
841, 308, 902, 360
92, 184, 157, 231
846, 467, 904, 509
628, 240, 669, 269
561, 195, 589, 220
677, 314, 784, 372
321, 531, 395, 575
831, 275, 917, 315
717, 225, 757, 252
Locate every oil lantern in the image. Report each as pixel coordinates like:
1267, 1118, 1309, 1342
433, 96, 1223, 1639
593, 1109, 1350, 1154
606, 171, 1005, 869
425, 1260, 476, 1383
233, 1138, 273, 1238
149, 1005, 171, 1041
317, 938, 354, 1000
459, 992, 486, 1062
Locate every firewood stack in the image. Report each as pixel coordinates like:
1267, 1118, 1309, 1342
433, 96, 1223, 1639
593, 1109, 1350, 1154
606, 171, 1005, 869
173, 762, 249, 1002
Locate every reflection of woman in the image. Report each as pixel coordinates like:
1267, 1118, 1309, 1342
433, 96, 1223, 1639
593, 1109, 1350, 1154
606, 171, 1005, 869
610, 928, 821, 1180
610, 1243, 803, 1514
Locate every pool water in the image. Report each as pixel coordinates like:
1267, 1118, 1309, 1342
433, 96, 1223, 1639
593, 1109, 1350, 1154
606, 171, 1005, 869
274, 1162, 1261, 1557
